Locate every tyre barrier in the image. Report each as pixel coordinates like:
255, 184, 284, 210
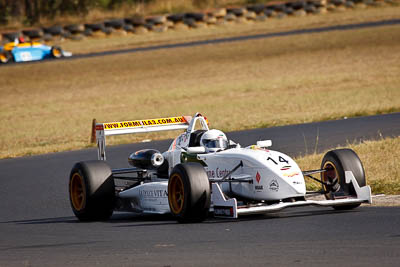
185, 12, 206, 22
64, 24, 85, 34
22, 29, 43, 40
247, 4, 267, 14
1, 0, 396, 44
104, 19, 125, 29
167, 13, 185, 23
224, 13, 236, 22
125, 16, 146, 27
227, 7, 247, 17
2, 32, 20, 42
42, 25, 63, 36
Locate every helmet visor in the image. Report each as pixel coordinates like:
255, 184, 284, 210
202, 139, 228, 150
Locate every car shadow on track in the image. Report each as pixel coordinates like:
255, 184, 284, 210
113, 207, 364, 227
0, 213, 177, 226
1, 207, 364, 226
0, 216, 78, 225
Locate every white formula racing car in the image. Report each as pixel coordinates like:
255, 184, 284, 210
69, 113, 372, 222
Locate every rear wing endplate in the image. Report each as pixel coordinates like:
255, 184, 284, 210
96, 116, 190, 160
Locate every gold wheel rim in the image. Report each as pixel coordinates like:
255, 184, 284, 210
53, 48, 61, 57
70, 173, 86, 211
322, 161, 339, 192
0, 54, 6, 63
169, 173, 184, 214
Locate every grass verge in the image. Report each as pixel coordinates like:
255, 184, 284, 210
0, 7, 399, 159
296, 136, 400, 195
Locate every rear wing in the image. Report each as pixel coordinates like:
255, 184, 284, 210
95, 116, 191, 160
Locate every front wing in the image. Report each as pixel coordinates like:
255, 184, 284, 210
212, 171, 372, 218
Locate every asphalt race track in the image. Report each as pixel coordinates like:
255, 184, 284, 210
1, 113, 400, 266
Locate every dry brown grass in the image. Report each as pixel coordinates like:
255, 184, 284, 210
296, 136, 400, 194
0, 7, 399, 159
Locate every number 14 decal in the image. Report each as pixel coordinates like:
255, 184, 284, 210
267, 156, 289, 165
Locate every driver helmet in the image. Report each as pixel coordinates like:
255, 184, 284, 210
200, 129, 228, 153
18, 36, 25, 43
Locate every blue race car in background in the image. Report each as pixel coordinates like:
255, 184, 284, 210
0, 38, 72, 63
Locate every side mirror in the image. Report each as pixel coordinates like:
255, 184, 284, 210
186, 146, 206, 154
229, 140, 241, 148
257, 140, 272, 148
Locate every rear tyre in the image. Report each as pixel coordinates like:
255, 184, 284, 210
51, 46, 62, 58
168, 163, 211, 223
69, 161, 115, 221
0, 51, 13, 63
321, 149, 366, 210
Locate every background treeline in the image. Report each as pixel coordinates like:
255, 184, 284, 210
0, 0, 262, 26
0, 0, 149, 25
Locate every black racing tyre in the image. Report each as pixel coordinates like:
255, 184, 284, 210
0, 51, 13, 63
168, 163, 211, 223
51, 46, 62, 58
321, 149, 366, 210
69, 161, 115, 221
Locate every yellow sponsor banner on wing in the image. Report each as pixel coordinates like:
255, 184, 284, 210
103, 116, 187, 130
103, 120, 142, 130
141, 116, 186, 126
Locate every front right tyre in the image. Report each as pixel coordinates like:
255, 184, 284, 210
0, 51, 13, 63
321, 148, 366, 210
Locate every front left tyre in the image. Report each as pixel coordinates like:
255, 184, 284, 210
168, 163, 211, 223
69, 160, 115, 221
